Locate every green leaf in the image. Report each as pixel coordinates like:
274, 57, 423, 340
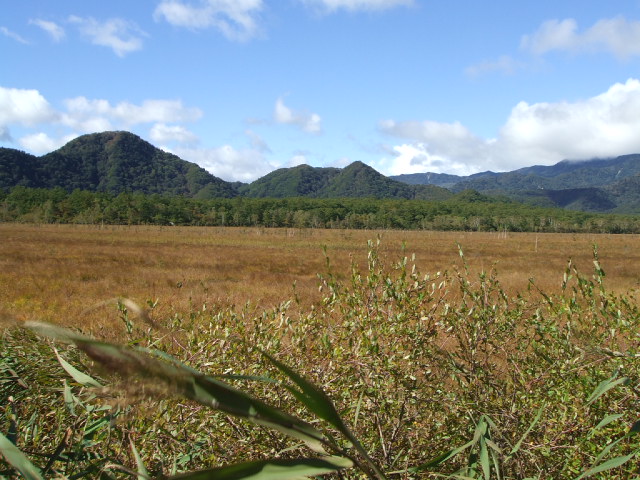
593, 414, 624, 432
0, 431, 44, 480
27, 321, 326, 453
166, 456, 353, 480
479, 437, 490, 480
130, 438, 150, 480
509, 406, 543, 455
401, 438, 476, 473
575, 453, 636, 479
54, 347, 103, 387
255, 348, 387, 479
587, 375, 628, 404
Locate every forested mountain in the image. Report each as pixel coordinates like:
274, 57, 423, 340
2, 131, 640, 213
391, 154, 640, 213
240, 161, 452, 200
0, 131, 238, 198
239, 164, 341, 197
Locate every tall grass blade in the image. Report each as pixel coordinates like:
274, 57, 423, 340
166, 456, 353, 480
0, 431, 44, 480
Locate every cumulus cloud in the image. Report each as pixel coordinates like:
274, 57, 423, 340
0, 85, 205, 156
68, 15, 146, 56
172, 145, 275, 182
154, 0, 263, 41
300, 0, 414, 13
377, 143, 475, 176
62, 97, 202, 131
379, 78, 640, 175
29, 19, 65, 42
0, 26, 30, 44
274, 97, 322, 134
0, 87, 58, 139
18, 132, 77, 155
522, 16, 640, 59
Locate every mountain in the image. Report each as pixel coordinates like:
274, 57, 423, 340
241, 161, 452, 200
240, 164, 341, 197
0, 131, 238, 198
390, 154, 640, 212
3, 131, 640, 212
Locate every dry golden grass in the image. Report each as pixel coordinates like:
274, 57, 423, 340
2, 223, 639, 334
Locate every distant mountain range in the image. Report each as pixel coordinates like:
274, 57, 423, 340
390, 155, 640, 213
1, 131, 640, 213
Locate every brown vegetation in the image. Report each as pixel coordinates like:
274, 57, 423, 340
2, 223, 639, 334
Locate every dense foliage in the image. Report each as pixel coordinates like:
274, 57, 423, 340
1, 242, 639, 478
2, 186, 640, 232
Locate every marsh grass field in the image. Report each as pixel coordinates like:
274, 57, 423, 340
2, 223, 639, 331
2, 223, 640, 479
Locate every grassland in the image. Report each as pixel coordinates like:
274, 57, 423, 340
2, 223, 640, 478
2, 223, 639, 332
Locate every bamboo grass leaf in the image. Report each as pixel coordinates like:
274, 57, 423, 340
54, 347, 103, 388
399, 438, 477, 473
0, 431, 44, 480
479, 437, 490, 480
587, 375, 628, 404
575, 453, 637, 479
593, 414, 624, 432
166, 456, 353, 480
255, 348, 387, 479
26, 321, 327, 453
509, 406, 543, 455
130, 438, 150, 480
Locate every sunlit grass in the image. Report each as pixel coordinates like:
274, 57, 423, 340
2, 223, 640, 335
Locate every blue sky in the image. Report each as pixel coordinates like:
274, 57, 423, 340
2, 0, 640, 182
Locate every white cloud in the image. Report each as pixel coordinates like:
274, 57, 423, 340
378, 143, 474, 176
29, 19, 65, 42
274, 97, 322, 134
379, 119, 487, 160
62, 97, 202, 131
18, 132, 77, 155
172, 145, 275, 182
68, 15, 146, 56
0, 26, 30, 44
522, 16, 640, 59
150, 123, 198, 144
379, 79, 640, 175
300, 0, 413, 13
154, 0, 263, 41
0, 87, 58, 130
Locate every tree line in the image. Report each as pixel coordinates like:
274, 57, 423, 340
1, 186, 639, 233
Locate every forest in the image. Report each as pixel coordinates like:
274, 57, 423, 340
2, 186, 639, 233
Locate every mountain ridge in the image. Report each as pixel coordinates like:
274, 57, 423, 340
2, 131, 640, 212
